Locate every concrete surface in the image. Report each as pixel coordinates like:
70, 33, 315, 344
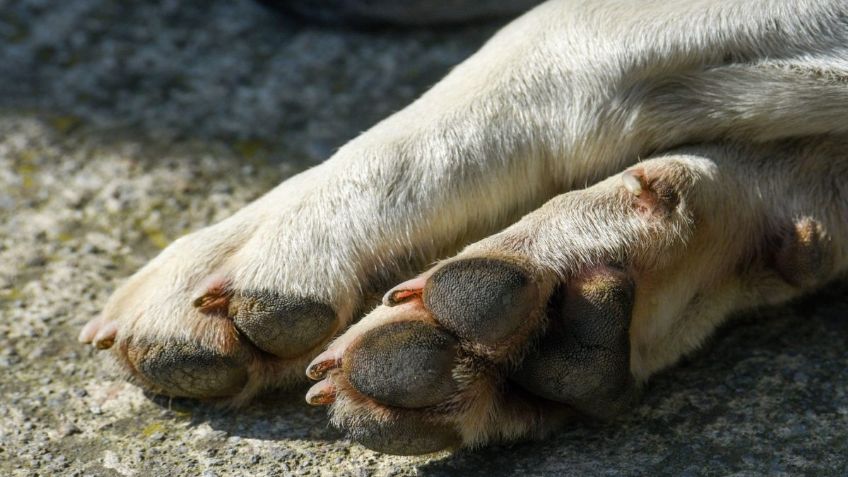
0, 1, 846, 475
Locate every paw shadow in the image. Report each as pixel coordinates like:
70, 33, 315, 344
145, 384, 342, 443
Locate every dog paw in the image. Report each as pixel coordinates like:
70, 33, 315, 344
307, 146, 843, 454
76, 154, 443, 403
78, 211, 353, 401
306, 259, 636, 454
302, 157, 702, 453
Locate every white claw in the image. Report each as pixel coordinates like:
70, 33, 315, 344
92, 321, 118, 349
78, 316, 104, 344
622, 171, 643, 196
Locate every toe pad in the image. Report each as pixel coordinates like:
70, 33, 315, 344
230, 292, 337, 358
425, 258, 539, 345
344, 321, 459, 409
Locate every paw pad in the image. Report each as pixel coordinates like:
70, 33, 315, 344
424, 258, 539, 345
344, 321, 459, 408
230, 292, 337, 359
774, 217, 832, 288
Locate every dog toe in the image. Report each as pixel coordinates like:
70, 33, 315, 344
230, 291, 338, 359
343, 320, 459, 409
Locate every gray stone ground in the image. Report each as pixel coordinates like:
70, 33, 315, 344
0, 1, 846, 475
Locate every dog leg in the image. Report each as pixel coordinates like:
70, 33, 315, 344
311, 137, 848, 454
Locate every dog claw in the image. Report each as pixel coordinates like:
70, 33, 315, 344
306, 379, 336, 405
93, 336, 115, 349
192, 275, 233, 315
306, 350, 341, 381
78, 317, 102, 344
79, 317, 117, 349
382, 275, 429, 306
621, 170, 644, 196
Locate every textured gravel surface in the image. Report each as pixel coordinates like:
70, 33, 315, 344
1, 1, 847, 476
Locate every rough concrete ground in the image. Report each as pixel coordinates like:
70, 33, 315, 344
0, 1, 846, 475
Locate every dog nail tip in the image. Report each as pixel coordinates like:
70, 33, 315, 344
92, 321, 118, 350
622, 170, 643, 196
382, 289, 420, 307
78, 317, 104, 343
382, 275, 429, 307
307, 352, 340, 381
306, 380, 336, 406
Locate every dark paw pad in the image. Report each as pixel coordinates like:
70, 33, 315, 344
424, 258, 539, 345
774, 217, 832, 288
127, 339, 248, 398
344, 321, 459, 408
230, 292, 337, 358
513, 267, 635, 419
